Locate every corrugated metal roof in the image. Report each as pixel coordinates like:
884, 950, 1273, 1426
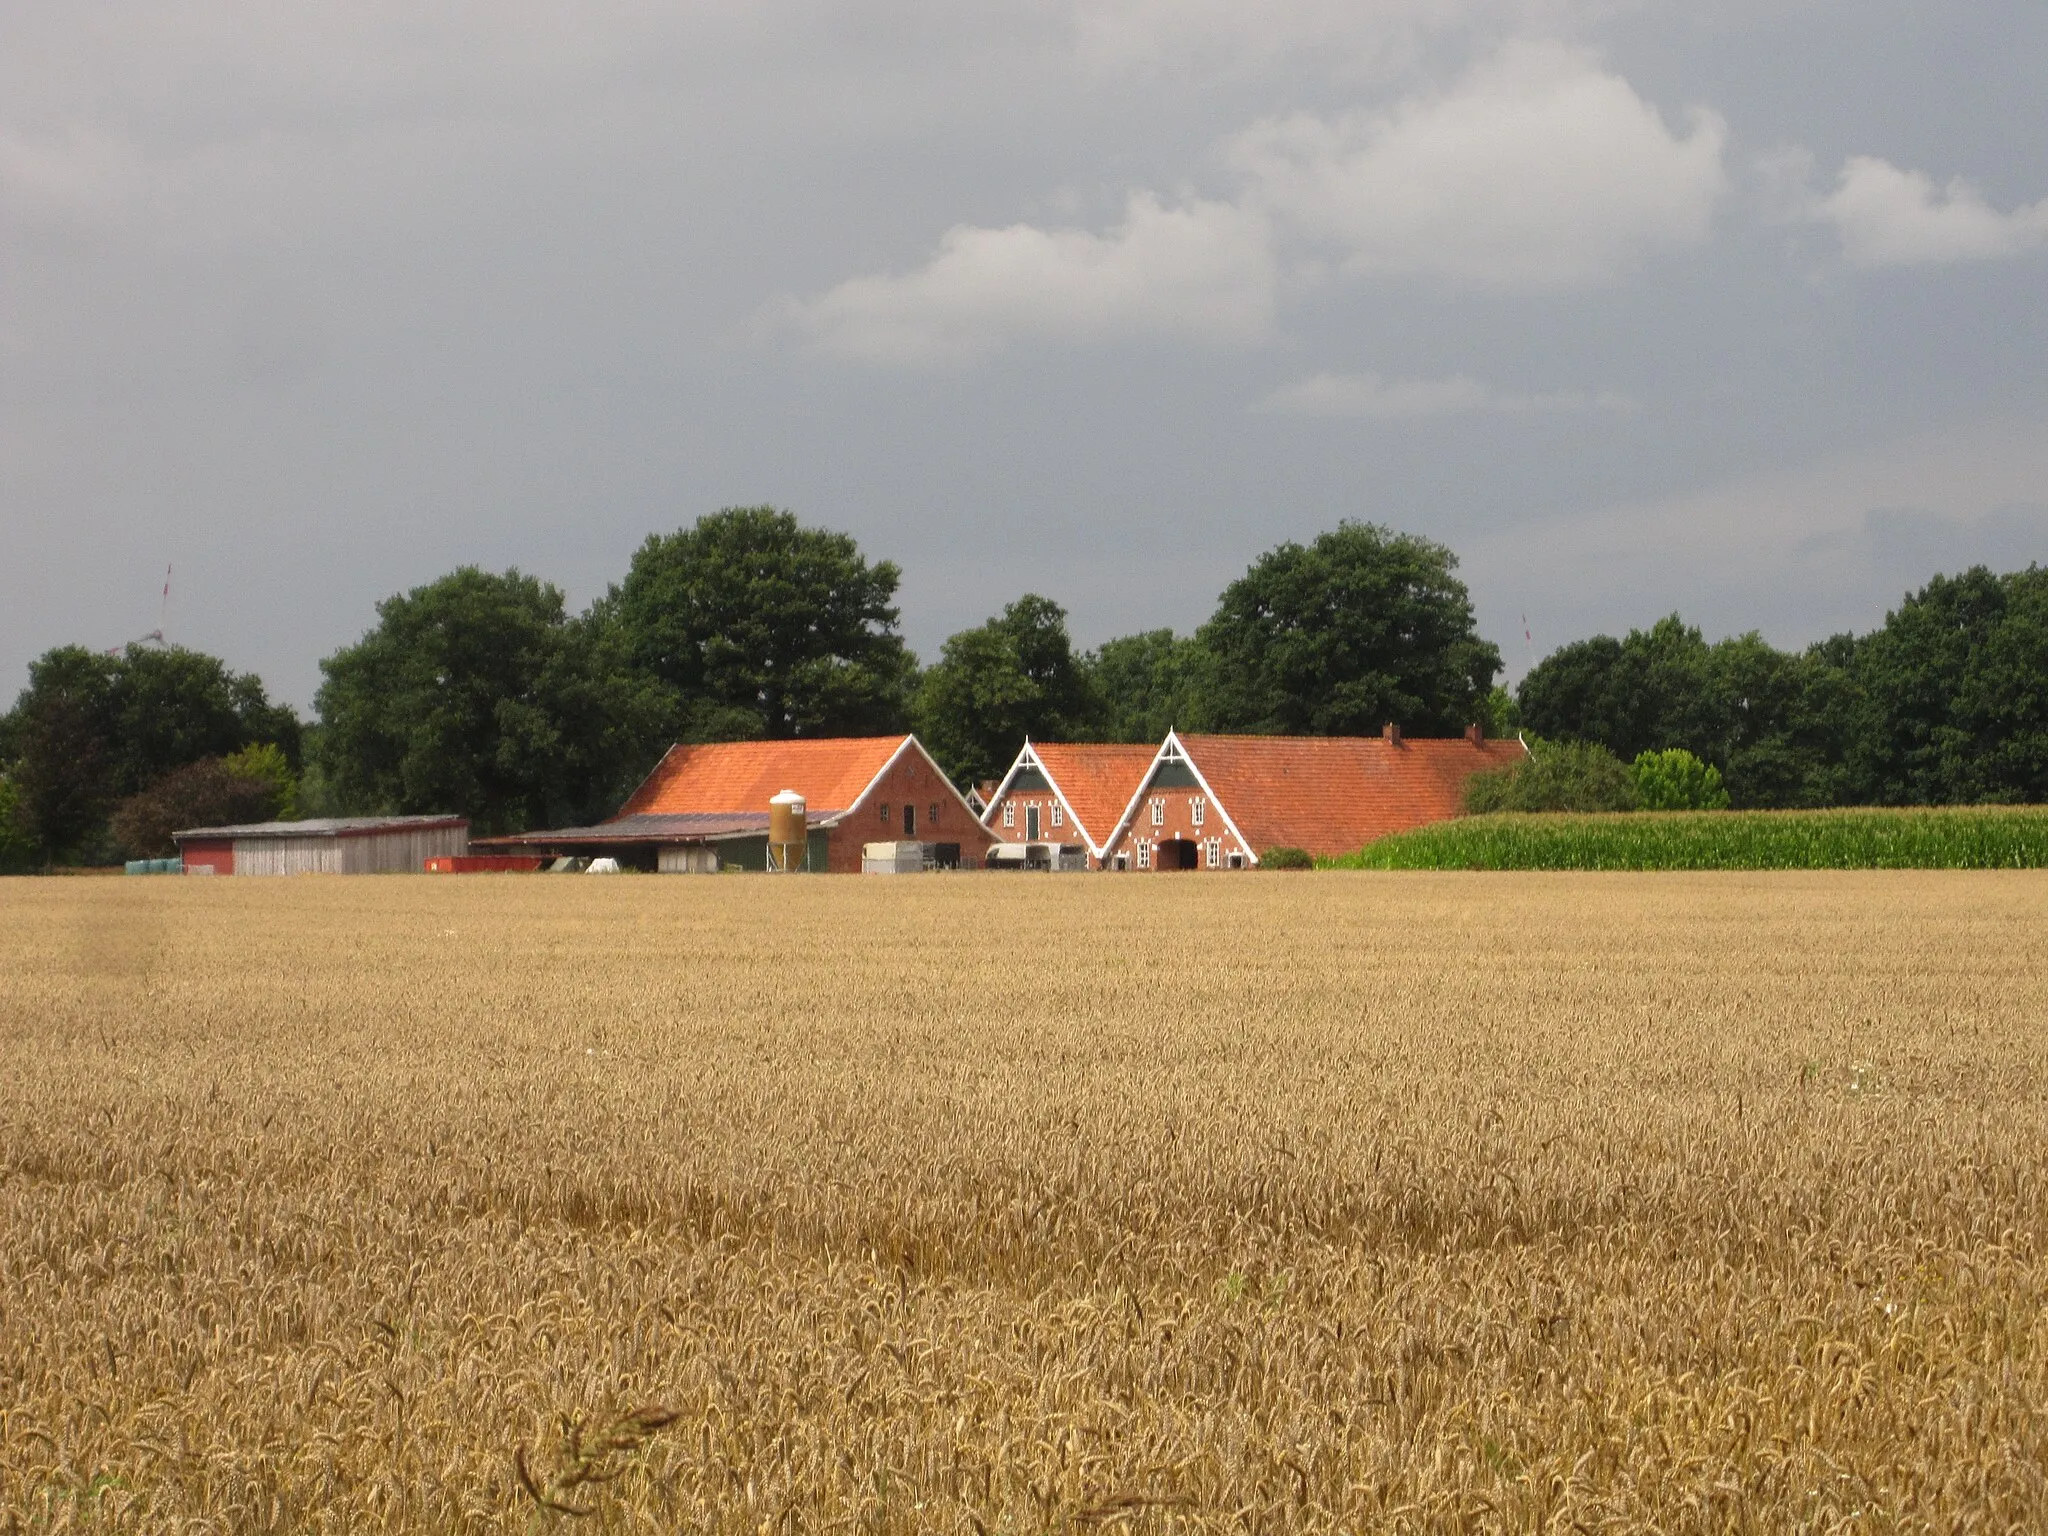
173, 814, 468, 841
476, 813, 780, 847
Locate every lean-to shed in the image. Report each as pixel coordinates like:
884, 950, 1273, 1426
174, 815, 469, 875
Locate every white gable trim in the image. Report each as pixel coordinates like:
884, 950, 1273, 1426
982, 741, 1104, 856
828, 734, 986, 832
1100, 731, 1261, 867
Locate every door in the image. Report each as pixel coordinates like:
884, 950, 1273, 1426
1025, 805, 1040, 840
903, 803, 916, 837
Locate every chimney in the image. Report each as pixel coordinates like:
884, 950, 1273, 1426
1382, 721, 1401, 745
1465, 722, 1484, 745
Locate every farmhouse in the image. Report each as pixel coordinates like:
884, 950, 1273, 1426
174, 815, 469, 875
981, 741, 1159, 868
1093, 727, 1528, 869
478, 734, 995, 873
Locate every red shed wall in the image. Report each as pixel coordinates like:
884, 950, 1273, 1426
180, 840, 234, 875
824, 749, 996, 873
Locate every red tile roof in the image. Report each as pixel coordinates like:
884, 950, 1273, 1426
1030, 743, 1160, 850
614, 736, 910, 822
1176, 733, 1528, 859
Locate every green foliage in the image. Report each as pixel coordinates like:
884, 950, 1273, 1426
608, 507, 916, 742
1084, 630, 1207, 742
1516, 616, 1855, 808
109, 757, 283, 859
1463, 739, 1638, 813
1332, 806, 2048, 870
0, 777, 34, 873
0, 641, 300, 866
1197, 522, 1501, 737
1850, 566, 2048, 805
223, 742, 300, 820
914, 595, 1099, 785
1631, 748, 1730, 811
314, 567, 668, 836
1260, 845, 1315, 870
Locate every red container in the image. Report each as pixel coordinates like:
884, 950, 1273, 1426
423, 855, 545, 873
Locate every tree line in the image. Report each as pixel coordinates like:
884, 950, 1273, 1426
4, 505, 2045, 867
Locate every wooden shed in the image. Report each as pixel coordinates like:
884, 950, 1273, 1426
174, 815, 469, 875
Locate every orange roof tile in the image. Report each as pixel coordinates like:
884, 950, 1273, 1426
614, 736, 910, 822
1176, 734, 1528, 860
1029, 743, 1160, 850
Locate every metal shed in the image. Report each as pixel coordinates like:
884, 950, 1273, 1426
174, 815, 469, 875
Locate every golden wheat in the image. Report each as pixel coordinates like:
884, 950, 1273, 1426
2, 871, 2045, 1532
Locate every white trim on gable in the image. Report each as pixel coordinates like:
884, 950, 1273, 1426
834, 735, 986, 831
1100, 731, 1260, 867
979, 740, 1107, 857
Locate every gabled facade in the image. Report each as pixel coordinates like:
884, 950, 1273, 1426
980, 741, 1160, 868
1098, 728, 1530, 870
477, 735, 994, 873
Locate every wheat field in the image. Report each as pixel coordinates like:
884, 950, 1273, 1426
2, 872, 2045, 1533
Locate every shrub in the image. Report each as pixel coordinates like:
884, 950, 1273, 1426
1463, 739, 1638, 814
1632, 748, 1730, 811
1262, 846, 1315, 870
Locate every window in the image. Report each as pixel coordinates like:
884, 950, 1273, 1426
879, 802, 891, 825
1191, 797, 1206, 827
1205, 838, 1221, 868
929, 802, 940, 827
1113, 853, 1129, 871
1002, 803, 1015, 828
1150, 798, 1165, 827
1137, 841, 1152, 870
1227, 851, 1245, 870
1050, 802, 1063, 827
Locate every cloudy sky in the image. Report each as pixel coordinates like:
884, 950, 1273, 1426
5, 1, 2045, 708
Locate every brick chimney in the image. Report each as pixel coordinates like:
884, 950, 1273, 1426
1382, 721, 1402, 745
1465, 722, 1485, 744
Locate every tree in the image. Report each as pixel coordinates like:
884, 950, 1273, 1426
1851, 566, 2048, 804
1084, 630, 1207, 742
914, 595, 1098, 785
1463, 739, 1638, 813
10, 683, 115, 866
1632, 749, 1730, 811
0, 641, 301, 865
1197, 523, 1501, 736
109, 757, 283, 859
315, 567, 668, 836
607, 507, 917, 741
0, 776, 34, 873
1517, 616, 1852, 808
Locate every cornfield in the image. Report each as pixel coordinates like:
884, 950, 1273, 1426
1335, 804, 2048, 870
3, 871, 2046, 1532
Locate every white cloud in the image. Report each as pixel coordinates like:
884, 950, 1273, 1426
1228, 41, 1725, 285
1819, 155, 2048, 268
783, 192, 1275, 362
1257, 371, 1636, 418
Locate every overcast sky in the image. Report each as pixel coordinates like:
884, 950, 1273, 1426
5, 0, 2045, 708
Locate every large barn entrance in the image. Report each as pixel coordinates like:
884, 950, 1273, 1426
1154, 838, 1200, 871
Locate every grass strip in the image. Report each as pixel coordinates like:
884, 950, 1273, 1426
1328, 805, 2048, 871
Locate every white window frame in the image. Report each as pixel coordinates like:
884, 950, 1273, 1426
1150, 798, 1165, 827
1050, 802, 1063, 827
1137, 841, 1152, 869
1002, 802, 1015, 828
879, 802, 890, 825
1191, 797, 1206, 827
929, 802, 940, 827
